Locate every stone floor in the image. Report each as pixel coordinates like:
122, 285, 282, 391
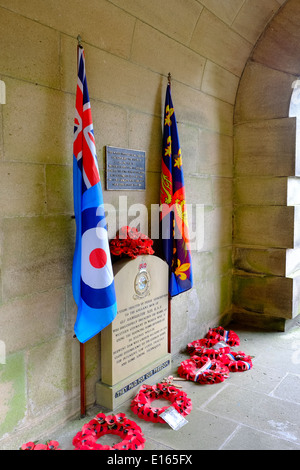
52, 324, 300, 451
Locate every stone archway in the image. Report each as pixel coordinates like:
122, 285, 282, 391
233, 0, 300, 330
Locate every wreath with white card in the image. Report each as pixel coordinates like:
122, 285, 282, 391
131, 382, 192, 424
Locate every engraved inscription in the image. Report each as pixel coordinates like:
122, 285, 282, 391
115, 360, 171, 398
112, 294, 168, 371
106, 146, 146, 190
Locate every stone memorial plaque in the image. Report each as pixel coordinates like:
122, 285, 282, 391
96, 255, 171, 409
106, 146, 146, 191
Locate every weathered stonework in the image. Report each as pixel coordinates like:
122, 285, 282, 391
233, 0, 300, 330
0, 0, 291, 448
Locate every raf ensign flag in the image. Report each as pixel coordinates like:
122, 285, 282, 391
160, 82, 193, 297
72, 47, 117, 343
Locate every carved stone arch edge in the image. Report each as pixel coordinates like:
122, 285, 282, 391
232, 0, 300, 331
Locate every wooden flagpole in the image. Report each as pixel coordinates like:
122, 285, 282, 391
80, 342, 86, 417
168, 294, 171, 353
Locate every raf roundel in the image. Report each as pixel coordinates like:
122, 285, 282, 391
89, 248, 107, 269
81, 227, 113, 289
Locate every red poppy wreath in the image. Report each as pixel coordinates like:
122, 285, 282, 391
187, 347, 252, 373
219, 351, 253, 372
131, 383, 192, 423
187, 338, 231, 356
72, 412, 145, 450
109, 226, 154, 259
205, 326, 240, 347
178, 355, 229, 384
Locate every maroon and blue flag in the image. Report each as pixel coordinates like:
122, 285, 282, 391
72, 47, 117, 343
160, 82, 193, 297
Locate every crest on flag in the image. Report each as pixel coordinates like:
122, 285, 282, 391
72, 47, 117, 343
160, 82, 193, 297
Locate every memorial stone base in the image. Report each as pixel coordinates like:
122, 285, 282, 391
96, 255, 172, 410
96, 353, 171, 410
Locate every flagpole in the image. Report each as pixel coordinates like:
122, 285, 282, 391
76, 34, 86, 418
79, 342, 86, 417
168, 294, 171, 353
167, 72, 172, 354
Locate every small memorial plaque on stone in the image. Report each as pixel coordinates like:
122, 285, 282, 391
96, 255, 171, 410
106, 146, 146, 191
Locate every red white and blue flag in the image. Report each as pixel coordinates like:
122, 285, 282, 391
160, 83, 193, 297
72, 46, 117, 343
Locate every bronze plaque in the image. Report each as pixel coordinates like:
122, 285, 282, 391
106, 146, 146, 190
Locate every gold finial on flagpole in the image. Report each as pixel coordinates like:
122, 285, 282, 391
168, 72, 172, 86
77, 35, 83, 48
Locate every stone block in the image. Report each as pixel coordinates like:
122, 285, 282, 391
192, 251, 214, 284
171, 288, 196, 352
107, 0, 203, 45
233, 274, 293, 318
201, 206, 232, 251
0, 0, 135, 59
234, 205, 295, 248
0, 7, 60, 88
235, 61, 295, 123
213, 247, 233, 277
232, 0, 281, 44
0, 290, 65, 354
128, 112, 162, 173
212, 177, 233, 206
252, 0, 300, 76
3, 78, 74, 164
197, 129, 233, 177
0, 352, 26, 439
184, 175, 213, 206
131, 21, 205, 89
27, 336, 79, 415
171, 81, 233, 136
46, 165, 73, 215
177, 123, 199, 176
234, 118, 296, 176
91, 102, 129, 169
234, 247, 286, 277
2, 216, 74, 300
0, 162, 46, 217
192, 275, 232, 327
234, 176, 288, 206
201, 60, 239, 105
0, 102, 3, 160
200, 0, 245, 26
231, 308, 289, 331
190, 8, 253, 77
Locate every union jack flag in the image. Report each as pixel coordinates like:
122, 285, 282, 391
72, 46, 117, 343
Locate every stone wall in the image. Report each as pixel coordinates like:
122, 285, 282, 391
0, 0, 285, 448
233, 0, 300, 330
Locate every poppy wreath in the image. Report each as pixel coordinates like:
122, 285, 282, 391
178, 355, 229, 384
109, 226, 154, 259
205, 326, 240, 347
187, 338, 231, 356
72, 412, 145, 450
218, 351, 253, 372
131, 383, 192, 423
20, 440, 61, 450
